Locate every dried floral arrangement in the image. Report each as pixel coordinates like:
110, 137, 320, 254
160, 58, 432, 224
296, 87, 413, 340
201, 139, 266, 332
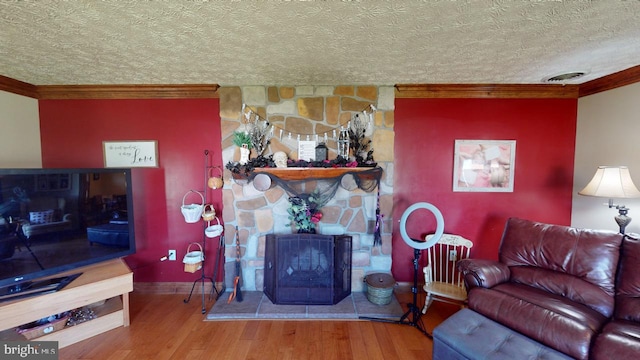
287, 191, 323, 233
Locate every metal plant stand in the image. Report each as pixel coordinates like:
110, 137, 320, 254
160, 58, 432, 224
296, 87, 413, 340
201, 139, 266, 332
183, 150, 224, 313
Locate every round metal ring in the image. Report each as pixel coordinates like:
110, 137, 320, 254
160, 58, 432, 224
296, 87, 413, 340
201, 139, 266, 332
399, 202, 445, 249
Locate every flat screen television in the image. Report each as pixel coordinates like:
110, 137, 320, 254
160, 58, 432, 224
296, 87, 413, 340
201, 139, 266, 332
0, 168, 135, 301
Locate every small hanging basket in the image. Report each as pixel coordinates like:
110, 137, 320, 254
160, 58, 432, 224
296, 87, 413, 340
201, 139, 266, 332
183, 242, 204, 273
201, 204, 216, 222
205, 216, 224, 238
207, 167, 224, 190
181, 190, 204, 224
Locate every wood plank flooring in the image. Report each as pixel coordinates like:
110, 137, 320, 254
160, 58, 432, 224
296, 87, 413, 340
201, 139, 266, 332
58, 290, 460, 360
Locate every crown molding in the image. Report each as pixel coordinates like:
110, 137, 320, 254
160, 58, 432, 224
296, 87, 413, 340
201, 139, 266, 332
395, 84, 579, 99
36, 84, 220, 99
2, 69, 639, 100
578, 65, 640, 97
0, 75, 39, 98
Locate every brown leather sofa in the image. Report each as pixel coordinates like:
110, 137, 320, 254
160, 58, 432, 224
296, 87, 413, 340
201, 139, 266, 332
591, 233, 640, 358
456, 217, 640, 360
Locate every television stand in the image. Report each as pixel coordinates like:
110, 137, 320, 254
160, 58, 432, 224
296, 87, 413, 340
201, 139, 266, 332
0, 259, 133, 348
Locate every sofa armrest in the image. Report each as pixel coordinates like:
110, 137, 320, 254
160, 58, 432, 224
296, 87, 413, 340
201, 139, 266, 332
457, 259, 510, 289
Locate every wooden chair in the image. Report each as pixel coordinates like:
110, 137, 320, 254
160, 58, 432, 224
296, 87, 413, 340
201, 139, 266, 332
422, 233, 473, 314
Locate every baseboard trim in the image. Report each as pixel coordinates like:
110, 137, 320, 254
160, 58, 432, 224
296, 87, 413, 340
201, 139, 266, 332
134, 282, 225, 294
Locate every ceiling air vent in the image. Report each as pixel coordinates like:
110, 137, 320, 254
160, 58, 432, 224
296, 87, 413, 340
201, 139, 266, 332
542, 71, 587, 83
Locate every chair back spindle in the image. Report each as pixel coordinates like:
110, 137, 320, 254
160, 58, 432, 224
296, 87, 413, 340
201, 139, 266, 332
422, 234, 474, 314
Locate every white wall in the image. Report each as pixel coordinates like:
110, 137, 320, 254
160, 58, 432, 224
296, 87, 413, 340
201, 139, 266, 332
0, 90, 42, 168
572, 82, 640, 233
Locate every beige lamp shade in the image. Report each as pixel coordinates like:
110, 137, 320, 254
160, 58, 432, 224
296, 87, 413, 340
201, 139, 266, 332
578, 166, 640, 198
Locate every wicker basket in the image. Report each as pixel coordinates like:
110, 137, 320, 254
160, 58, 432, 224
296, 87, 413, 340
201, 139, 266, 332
17, 313, 70, 340
183, 242, 204, 273
207, 166, 224, 190
181, 190, 205, 223
364, 273, 396, 305
205, 217, 223, 238
201, 204, 216, 222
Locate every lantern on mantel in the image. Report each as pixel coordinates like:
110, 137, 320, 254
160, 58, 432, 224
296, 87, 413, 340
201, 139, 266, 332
315, 143, 328, 161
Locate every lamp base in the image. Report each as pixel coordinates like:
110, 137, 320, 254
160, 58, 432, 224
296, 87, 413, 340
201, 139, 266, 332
615, 206, 631, 234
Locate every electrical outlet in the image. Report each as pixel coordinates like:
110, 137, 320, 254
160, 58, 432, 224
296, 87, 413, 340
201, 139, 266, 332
449, 249, 457, 261
168, 249, 176, 261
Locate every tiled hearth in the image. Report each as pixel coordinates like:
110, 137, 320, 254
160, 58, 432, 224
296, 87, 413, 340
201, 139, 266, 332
219, 85, 395, 292
206, 291, 404, 320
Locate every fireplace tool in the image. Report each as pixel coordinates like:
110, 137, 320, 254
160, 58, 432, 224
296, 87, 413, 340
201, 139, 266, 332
359, 202, 444, 338
211, 233, 226, 301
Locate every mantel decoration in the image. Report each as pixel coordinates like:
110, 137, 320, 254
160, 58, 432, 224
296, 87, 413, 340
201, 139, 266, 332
287, 191, 324, 233
228, 103, 377, 169
240, 104, 271, 156
348, 109, 375, 164
232, 131, 253, 165
226, 154, 360, 178
226, 102, 384, 243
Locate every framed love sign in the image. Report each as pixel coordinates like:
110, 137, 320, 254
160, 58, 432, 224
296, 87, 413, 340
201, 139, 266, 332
103, 140, 159, 168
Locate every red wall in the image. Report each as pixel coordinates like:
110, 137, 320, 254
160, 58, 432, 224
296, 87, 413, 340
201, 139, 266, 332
37, 96, 578, 284
38, 99, 222, 283
392, 98, 577, 281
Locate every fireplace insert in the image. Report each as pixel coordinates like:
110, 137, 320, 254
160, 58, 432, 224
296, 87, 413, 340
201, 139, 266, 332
264, 234, 352, 305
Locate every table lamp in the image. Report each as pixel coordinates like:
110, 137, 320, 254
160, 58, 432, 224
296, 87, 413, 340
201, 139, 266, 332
578, 166, 640, 234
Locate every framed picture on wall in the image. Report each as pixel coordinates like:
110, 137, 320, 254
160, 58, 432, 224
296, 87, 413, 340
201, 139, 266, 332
453, 140, 516, 192
103, 140, 159, 168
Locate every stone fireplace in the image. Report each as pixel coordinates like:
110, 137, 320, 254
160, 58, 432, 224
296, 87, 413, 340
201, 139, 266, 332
219, 85, 395, 293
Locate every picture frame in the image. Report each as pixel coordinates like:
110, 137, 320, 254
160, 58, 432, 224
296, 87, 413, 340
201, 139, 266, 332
103, 140, 159, 168
35, 174, 71, 191
453, 140, 516, 192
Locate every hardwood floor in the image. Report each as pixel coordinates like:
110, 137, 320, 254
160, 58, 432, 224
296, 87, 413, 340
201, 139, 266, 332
58, 290, 459, 360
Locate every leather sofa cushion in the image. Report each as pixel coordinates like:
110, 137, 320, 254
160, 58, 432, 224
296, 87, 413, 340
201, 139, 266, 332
510, 266, 614, 317
591, 320, 640, 360
468, 283, 609, 360
616, 236, 640, 322
499, 218, 622, 299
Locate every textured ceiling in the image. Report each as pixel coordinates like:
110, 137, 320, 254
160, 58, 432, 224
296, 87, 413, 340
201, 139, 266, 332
1, 1, 639, 86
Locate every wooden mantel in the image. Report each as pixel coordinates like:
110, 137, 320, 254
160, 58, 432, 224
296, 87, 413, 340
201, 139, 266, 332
251, 167, 381, 181
231, 166, 383, 194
